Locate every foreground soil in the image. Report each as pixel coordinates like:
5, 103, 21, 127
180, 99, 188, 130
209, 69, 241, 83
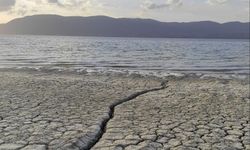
0, 70, 249, 150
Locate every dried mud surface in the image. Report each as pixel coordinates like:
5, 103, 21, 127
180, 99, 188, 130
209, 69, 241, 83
0, 70, 249, 150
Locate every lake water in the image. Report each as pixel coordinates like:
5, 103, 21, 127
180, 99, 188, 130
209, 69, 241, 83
0, 35, 249, 77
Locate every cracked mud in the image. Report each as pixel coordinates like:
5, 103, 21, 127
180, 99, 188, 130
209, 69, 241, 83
0, 70, 161, 150
0, 70, 249, 150
93, 79, 250, 150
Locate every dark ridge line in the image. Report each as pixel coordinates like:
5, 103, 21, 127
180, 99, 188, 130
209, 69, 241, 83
70, 81, 168, 150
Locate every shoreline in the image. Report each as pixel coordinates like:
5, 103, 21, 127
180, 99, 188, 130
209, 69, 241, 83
0, 67, 249, 82
0, 70, 249, 150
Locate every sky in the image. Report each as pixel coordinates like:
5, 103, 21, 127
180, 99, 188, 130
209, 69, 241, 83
0, 0, 249, 24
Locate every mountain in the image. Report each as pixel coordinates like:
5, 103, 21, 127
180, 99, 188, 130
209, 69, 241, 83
0, 15, 249, 39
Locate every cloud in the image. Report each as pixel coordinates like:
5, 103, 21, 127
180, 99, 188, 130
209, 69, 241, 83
207, 0, 228, 5
8, 0, 43, 16
0, 0, 16, 11
47, 0, 65, 7
143, 0, 182, 10
48, 0, 58, 3
47, 0, 86, 8
147, 3, 169, 9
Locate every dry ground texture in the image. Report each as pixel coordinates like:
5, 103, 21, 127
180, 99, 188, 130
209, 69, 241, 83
0, 70, 249, 150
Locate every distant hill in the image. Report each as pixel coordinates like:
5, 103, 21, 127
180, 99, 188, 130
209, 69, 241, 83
0, 15, 249, 39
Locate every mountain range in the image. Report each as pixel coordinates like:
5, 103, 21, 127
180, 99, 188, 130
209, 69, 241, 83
0, 15, 249, 39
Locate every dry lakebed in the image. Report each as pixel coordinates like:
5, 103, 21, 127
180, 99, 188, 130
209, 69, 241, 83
0, 70, 249, 150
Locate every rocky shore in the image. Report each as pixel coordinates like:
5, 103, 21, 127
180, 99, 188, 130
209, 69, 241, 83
0, 70, 249, 150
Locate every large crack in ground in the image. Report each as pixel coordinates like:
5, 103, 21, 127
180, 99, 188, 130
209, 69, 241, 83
91, 79, 250, 150
69, 81, 169, 150
0, 71, 166, 150
1, 71, 249, 150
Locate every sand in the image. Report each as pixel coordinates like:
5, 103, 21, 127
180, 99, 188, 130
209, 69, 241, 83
0, 70, 249, 150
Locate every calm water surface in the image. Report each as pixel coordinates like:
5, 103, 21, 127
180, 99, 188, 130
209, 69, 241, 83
0, 35, 249, 76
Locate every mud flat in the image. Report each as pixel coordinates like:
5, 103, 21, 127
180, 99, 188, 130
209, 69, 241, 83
0, 70, 249, 150
93, 77, 250, 150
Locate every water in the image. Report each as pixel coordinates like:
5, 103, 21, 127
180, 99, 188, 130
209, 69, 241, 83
0, 35, 249, 77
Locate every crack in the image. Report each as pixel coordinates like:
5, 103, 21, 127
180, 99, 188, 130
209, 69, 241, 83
31, 102, 42, 109
70, 81, 168, 150
239, 123, 246, 150
17, 143, 49, 150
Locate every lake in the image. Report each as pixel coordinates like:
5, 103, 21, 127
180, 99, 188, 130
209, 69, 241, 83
0, 35, 249, 77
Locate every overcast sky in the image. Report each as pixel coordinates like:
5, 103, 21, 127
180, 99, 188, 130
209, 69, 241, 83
0, 0, 249, 23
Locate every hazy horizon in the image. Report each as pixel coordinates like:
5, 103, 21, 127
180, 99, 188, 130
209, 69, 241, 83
0, 0, 249, 24
0, 14, 248, 39
1, 14, 250, 25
